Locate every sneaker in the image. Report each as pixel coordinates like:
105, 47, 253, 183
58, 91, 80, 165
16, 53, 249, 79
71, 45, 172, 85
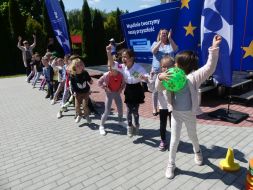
99, 126, 106, 136
51, 100, 56, 105
127, 126, 133, 138
45, 94, 50, 99
133, 125, 139, 136
75, 115, 81, 123
194, 151, 203, 166
158, 140, 167, 151
57, 111, 62, 119
165, 163, 176, 179
86, 116, 92, 124
61, 106, 67, 112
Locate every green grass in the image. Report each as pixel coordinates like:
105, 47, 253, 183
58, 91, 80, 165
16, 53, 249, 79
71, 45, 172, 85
0, 74, 25, 79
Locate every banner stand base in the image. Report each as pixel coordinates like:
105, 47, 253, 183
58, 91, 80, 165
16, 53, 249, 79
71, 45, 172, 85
208, 108, 249, 124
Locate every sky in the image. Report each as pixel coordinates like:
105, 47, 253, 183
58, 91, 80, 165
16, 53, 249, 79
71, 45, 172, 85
62, 0, 161, 13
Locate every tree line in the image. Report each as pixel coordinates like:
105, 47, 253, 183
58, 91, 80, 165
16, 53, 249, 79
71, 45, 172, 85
0, 0, 126, 76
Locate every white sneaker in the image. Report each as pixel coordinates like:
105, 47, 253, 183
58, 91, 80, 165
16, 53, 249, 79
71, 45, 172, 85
51, 100, 56, 105
86, 116, 92, 124
165, 163, 176, 179
75, 115, 81, 123
194, 151, 203, 166
127, 126, 133, 138
99, 126, 106, 136
57, 111, 62, 119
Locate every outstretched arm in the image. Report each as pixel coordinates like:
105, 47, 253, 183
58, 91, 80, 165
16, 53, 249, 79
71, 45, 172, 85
168, 29, 178, 52
30, 34, 36, 49
115, 39, 125, 46
106, 45, 114, 67
17, 36, 24, 50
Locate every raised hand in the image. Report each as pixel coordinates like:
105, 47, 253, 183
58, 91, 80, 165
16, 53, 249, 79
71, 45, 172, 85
168, 29, 172, 40
18, 36, 22, 41
212, 35, 222, 48
106, 45, 112, 53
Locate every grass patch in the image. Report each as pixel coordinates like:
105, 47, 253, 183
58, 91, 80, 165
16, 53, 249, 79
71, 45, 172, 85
0, 74, 25, 79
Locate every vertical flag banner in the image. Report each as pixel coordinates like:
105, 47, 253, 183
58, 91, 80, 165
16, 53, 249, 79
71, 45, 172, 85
233, 0, 253, 71
45, 0, 71, 55
120, 2, 180, 63
174, 0, 204, 52
201, 0, 233, 87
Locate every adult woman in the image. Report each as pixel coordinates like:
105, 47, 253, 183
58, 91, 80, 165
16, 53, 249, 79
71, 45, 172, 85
150, 29, 178, 116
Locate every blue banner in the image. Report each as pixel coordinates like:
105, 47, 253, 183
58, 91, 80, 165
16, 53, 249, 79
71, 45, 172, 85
120, 2, 180, 63
201, 0, 233, 86
233, 0, 253, 71
174, 0, 204, 53
45, 0, 71, 55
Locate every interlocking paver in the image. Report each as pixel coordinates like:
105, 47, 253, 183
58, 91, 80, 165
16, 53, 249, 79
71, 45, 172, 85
0, 76, 253, 190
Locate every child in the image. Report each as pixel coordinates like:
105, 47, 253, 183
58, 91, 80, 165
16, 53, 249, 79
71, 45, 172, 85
42, 56, 54, 99
156, 35, 222, 179
57, 55, 71, 118
106, 45, 148, 137
69, 58, 93, 123
97, 63, 125, 136
51, 58, 65, 105
149, 55, 174, 151
150, 29, 178, 116
32, 53, 43, 88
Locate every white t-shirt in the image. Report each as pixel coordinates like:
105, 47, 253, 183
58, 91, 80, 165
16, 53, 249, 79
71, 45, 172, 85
113, 61, 148, 84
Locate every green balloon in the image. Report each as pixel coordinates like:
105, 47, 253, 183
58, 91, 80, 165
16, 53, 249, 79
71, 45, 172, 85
162, 67, 187, 92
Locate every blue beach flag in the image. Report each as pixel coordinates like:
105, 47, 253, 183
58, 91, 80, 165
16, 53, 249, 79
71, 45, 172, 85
173, 0, 204, 52
45, 0, 71, 55
201, 0, 233, 87
233, 0, 253, 71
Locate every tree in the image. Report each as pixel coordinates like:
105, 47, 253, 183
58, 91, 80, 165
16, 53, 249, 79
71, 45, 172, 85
104, 14, 117, 42
93, 9, 106, 65
42, 0, 64, 57
9, 0, 26, 39
26, 16, 46, 55
67, 9, 82, 35
0, 2, 13, 75
59, 0, 72, 51
9, 0, 26, 74
81, 0, 94, 65
116, 8, 124, 42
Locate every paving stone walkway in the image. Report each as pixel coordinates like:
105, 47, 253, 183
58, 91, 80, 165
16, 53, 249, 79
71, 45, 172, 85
0, 76, 253, 190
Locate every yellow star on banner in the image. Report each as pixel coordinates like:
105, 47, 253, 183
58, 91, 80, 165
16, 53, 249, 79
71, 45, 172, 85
242, 40, 253, 58
184, 21, 196, 36
181, 0, 190, 9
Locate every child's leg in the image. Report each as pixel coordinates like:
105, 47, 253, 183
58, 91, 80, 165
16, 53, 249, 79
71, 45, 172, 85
132, 104, 140, 127
184, 112, 200, 153
101, 93, 113, 126
61, 87, 70, 107
159, 109, 168, 141
126, 103, 133, 127
75, 93, 82, 116
114, 93, 123, 121
82, 93, 90, 117
33, 72, 42, 87
152, 91, 158, 114
126, 103, 134, 137
169, 111, 183, 165
53, 82, 64, 102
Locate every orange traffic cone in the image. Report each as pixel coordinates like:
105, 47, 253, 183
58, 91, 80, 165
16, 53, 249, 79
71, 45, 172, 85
246, 158, 253, 190
219, 147, 240, 172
